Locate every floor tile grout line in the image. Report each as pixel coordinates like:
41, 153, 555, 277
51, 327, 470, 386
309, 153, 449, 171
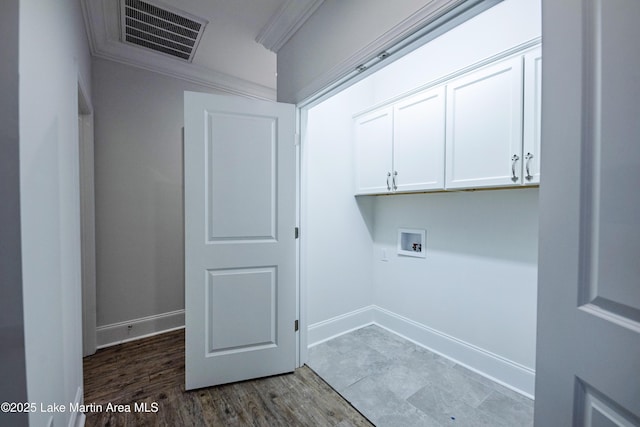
309, 324, 534, 427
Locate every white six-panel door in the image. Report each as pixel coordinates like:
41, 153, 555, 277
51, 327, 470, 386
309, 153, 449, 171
184, 92, 296, 390
535, 0, 640, 425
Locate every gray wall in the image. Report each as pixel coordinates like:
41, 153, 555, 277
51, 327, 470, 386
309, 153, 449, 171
19, 0, 93, 425
93, 58, 222, 341
0, 0, 27, 425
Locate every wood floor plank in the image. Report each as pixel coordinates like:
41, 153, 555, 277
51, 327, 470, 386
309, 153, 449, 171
83, 329, 373, 427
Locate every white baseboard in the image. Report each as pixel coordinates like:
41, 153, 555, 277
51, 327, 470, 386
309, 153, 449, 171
68, 386, 84, 427
306, 305, 535, 398
96, 309, 184, 348
307, 305, 375, 347
372, 306, 535, 398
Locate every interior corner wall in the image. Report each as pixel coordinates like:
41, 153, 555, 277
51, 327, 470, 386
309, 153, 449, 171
303, 78, 377, 343
0, 0, 28, 426
93, 58, 223, 344
18, 0, 93, 426
302, 0, 541, 394
371, 190, 539, 370
277, 0, 438, 103
364, 0, 541, 382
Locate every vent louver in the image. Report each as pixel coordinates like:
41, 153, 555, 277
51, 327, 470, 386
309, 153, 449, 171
121, 0, 207, 62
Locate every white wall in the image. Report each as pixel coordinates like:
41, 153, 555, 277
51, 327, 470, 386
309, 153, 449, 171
304, 0, 540, 395
372, 190, 538, 367
278, 0, 445, 103
0, 1, 27, 425
93, 58, 223, 345
369, 0, 540, 392
304, 78, 377, 340
18, 0, 93, 425
366, 0, 540, 103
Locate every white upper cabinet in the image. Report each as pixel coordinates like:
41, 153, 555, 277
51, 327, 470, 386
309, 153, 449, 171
354, 107, 393, 194
522, 47, 542, 185
393, 87, 446, 192
445, 57, 524, 189
354, 87, 445, 195
353, 45, 541, 195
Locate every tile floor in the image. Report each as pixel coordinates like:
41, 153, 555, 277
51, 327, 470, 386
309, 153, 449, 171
308, 325, 534, 427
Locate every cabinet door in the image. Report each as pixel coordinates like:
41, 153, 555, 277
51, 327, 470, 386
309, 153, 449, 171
393, 86, 445, 192
354, 107, 393, 194
445, 57, 524, 189
523, 48, 542, 185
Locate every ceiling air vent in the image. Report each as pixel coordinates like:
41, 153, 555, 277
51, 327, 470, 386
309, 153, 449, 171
120, 0, 207, 62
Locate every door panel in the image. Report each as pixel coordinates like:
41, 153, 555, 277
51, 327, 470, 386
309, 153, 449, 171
581, 0, 640, 320
184, 92, 296, 390
206, 267, 277, 353
206, 112, 277, 241
535, 0, 640, 425
393, 87, 445, 192
354, 107, 393, 194
576, 379, 639, 427
445, 57, 523, 189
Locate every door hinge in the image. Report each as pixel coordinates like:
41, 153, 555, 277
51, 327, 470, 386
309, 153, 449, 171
295, 227, 299, 239
294, 320, 299, 331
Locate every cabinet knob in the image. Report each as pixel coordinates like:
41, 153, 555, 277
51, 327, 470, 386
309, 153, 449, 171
511, 154, 520, 182
386, 172, 391, 191
392, 171, 398, 191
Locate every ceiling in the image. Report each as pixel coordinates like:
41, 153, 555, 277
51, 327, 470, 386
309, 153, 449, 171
82, 0, 325, 100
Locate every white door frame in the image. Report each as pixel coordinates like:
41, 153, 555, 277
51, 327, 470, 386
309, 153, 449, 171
295, 108, 303, 367
78, 77, 97, 357
295, 107, 308, 366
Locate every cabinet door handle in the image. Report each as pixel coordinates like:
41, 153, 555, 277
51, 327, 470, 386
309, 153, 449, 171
511, 154, 520, 182
386, 172, 391, 191
392, 171, 398, 190
525, 152, 534, 181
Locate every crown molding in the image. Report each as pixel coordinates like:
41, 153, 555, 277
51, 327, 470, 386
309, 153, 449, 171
255, 0, 325, 53
80, 0, 276, 100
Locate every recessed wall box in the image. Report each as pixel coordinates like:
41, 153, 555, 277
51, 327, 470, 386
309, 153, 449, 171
397, 228, 426, 258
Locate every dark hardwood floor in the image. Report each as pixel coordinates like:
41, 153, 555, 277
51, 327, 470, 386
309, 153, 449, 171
83, 329, 373, 426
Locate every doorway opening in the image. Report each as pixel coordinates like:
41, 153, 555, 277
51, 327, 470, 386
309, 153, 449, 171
297, 0, 540, 425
